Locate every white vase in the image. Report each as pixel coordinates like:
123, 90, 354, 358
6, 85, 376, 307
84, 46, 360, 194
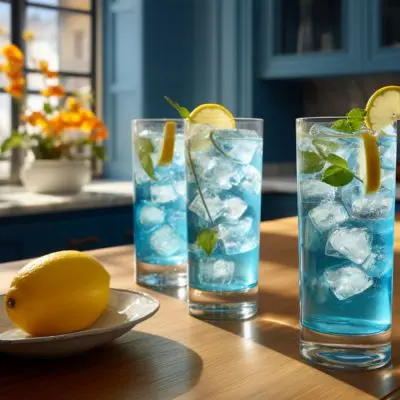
20, 159, 92, 195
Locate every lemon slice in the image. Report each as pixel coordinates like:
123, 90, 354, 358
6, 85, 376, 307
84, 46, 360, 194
365, 86, 400, 131
187, 103, 235, 151
158, 120, 176, 166
360, 132, 381, 194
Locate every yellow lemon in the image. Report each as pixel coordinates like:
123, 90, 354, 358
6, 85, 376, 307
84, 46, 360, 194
188, 103, 235, 151
360, 132, 381, 194
5, 250, 110, 336
365, 85, 400, 131
158, 120, 176, 166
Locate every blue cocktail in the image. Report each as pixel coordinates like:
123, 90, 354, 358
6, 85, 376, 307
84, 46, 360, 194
297, 117, 396, 370
186, 119, 263, 320
132, 119, 187, 287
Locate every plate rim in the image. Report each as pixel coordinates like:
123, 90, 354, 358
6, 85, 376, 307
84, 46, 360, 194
0, 288, 160, 344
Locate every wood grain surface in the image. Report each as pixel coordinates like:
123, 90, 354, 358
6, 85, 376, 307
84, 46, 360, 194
0, 217, 400, 400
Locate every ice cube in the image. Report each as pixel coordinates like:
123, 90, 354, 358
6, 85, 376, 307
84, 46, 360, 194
308, 201, 348, 232
149, 225, 185, 256
139, 204, 165, 226
189, 189, 224, 221
173, 180, 186, 197
218, 217, 258, 255
241, 164, 262, 194
198, 258, 235, 285
223, 196, 248, 221
380, 143, 396, 170
352, 191, 393, 220
326, 227, 371, 264
300, 180, 336, 203
324, 265, 373, 300
362, 249, 392, 278
212, 129, 261, 165
381, 169, 396, 190
309, 277, 330, 304
150, 183, 178, 204
310, 124, 343, 137
203, 157, 241, 190
133, 158, 151, 185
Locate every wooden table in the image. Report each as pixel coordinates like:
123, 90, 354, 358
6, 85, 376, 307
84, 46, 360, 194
1, 217, 400, 400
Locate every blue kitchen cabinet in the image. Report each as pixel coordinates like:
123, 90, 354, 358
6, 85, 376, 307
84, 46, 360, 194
0, 206, 133, 263
260, 0, 400, 79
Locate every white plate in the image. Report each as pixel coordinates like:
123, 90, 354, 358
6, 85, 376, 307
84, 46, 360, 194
0, 288, 160, 358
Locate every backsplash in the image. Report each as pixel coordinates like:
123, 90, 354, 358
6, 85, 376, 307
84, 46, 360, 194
303, 74, 400, 116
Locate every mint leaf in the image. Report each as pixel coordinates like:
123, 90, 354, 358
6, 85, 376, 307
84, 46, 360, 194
322, 165, 354, 187
164, 96, 190, 119
331, 119, 354, 133
347, 108, 366, 120
326, 153, 348, 169
300, 151, 325, 173
196, 228, 218, 256
136, 137, 156, 180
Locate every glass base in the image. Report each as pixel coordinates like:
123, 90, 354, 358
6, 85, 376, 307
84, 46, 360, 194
136, 260, 187, 288
188, 286, 258, 320
300, 326, 391, 370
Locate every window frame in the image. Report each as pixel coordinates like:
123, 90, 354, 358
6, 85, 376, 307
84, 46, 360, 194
0, 0, 97, 161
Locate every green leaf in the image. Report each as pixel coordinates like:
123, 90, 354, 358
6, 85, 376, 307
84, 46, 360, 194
331, 119, 354, 133
92, 144, 106, 160
164, 96, 191, 119
347, 108, 366, 120
300, 151, 325, 173
0, 133, 25, 153
196, 228, 218, 256
311, 138, 339, 152
321, 165, 354, 187
43, 103, 53, 114
326, 153, 348, 169
135, 137, 156, 180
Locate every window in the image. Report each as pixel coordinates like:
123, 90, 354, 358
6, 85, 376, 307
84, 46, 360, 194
0, 0, 96, 156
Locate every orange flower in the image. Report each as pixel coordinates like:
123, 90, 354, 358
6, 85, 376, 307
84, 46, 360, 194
90, 120, 108, 141
0, 62, 23, 79
22, 31, 35, 41
2, 44, 24, 66
23, 111, 48, 129
5, 78, 25, 98
60, 110, 83, 128
41, 84, 65, 97
65, 97, 81, 113
39, 60, 59, 79
45, 115, 65, 136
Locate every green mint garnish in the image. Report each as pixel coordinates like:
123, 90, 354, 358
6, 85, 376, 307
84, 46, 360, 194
331, 108, 366, 133
196, 228, 218, 256
136, 137, 156, 180
164, 96, 191, 119
187, 140, 219, 256
301, 141, 363, 187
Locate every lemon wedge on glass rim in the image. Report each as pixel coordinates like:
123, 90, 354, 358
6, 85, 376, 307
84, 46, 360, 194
362, 86, 400, 194
187, 103, 235, 151
158, 120, 176, 166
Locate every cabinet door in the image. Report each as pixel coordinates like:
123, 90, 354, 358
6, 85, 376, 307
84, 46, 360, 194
365, 0, 400, 72
260, 0, 363, 78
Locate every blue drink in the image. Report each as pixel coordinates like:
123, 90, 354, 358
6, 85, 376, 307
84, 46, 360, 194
186, 119, 263, 320
132, 119, 187, 287
297, 118, 396, 370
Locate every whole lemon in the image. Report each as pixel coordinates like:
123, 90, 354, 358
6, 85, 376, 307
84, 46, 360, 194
5, 250, 110, 336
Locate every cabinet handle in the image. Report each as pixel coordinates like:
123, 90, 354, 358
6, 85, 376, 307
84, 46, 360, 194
68, 236, 100, 247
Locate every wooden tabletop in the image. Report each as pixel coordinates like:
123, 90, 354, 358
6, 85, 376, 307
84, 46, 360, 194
1, 217, 400, 400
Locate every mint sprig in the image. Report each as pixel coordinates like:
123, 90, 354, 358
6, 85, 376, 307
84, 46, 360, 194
331, 108, 366, 133
136, 137, 156, 180
164, 96, 191, 119
301, 140, 362, 187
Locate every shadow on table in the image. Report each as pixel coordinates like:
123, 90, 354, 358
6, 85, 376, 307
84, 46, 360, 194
0, 331, 203, 400
205, 232, 400, 399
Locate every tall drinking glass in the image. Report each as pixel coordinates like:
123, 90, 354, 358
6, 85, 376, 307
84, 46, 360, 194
297, 117, 396, 370
186, 119, 263, 320
132, 119, 187, 288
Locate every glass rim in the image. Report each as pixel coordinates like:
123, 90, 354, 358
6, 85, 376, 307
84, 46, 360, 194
132, 118, 184, 123
297, 116, 348, 122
